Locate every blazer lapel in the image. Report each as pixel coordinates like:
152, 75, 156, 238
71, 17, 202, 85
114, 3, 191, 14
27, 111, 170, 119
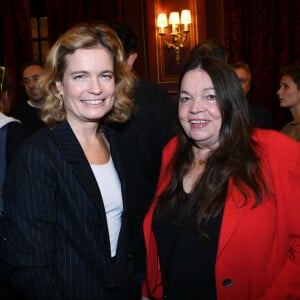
50, 121, 105, 213
217, 180, 246, 257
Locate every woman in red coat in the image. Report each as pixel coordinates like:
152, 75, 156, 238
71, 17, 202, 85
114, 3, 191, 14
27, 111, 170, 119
142, 56, 300, 299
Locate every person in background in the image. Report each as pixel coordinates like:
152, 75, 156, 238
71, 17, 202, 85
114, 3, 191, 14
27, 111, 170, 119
142, 56, 300, 299
0, 67, 28, 300
277, 64, 300, 141
0, 67, 28, 210
107, 21, 176, 297
11, 61, 45, 134
231, 61, 272, 129
2, 22, 137, 299
188, 39, 227, 62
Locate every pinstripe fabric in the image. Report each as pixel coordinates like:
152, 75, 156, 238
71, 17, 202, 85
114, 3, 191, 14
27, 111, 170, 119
2, 121, 135, 300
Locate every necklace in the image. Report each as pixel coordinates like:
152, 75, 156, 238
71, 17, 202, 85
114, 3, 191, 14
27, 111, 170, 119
198, 159, 206, 165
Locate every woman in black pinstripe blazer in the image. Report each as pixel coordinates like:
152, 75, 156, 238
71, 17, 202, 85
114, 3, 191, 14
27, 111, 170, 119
2, 23, 137, 300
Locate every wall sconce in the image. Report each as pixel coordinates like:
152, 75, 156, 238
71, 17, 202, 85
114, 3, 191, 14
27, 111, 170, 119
157, 9, 192, 64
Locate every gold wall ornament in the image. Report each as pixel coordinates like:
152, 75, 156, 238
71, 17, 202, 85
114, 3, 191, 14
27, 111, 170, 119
157, 10, 192, 64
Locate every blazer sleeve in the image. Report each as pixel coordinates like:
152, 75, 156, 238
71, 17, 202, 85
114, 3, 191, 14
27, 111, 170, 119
3, 142, 64, 299
260, 131, 300, 299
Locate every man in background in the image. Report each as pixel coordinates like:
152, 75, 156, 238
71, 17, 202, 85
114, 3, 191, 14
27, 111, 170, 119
189, 39, 227, 62
107, 21, 177, 298
232, 61, 272, 129
11, 61, 45, 134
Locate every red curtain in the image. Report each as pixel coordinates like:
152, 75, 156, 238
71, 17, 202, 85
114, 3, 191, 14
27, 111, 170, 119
0, 0, 33, 106
45, 0, 124, 46
224, 0, 300, 130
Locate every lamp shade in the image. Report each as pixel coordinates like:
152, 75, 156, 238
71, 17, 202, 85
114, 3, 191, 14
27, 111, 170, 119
169, 12, 180, 25
181, 9, 191, 24
157, 13, 168, 28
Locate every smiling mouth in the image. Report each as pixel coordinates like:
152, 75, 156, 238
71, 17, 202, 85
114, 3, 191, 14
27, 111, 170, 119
190, 119, 209, 124
81, 99, 104, 105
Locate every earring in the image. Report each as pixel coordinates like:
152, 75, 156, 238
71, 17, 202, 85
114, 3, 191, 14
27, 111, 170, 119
57, 92, 64, 107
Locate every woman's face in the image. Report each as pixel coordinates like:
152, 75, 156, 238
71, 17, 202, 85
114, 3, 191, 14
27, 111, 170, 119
277, 75, 300, 109
56, 46, 115, 127
178, 68, 222, 149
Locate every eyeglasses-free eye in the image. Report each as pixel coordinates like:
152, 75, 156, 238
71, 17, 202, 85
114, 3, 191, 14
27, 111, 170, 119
239, 78, 250, 84
21, 75, 40, 87
0, 66, 5, 93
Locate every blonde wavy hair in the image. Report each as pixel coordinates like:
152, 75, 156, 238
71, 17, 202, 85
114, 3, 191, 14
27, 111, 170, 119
39, 22, 135, 125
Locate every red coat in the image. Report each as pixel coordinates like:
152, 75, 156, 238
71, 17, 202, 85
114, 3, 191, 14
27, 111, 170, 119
142, 129, 300, 300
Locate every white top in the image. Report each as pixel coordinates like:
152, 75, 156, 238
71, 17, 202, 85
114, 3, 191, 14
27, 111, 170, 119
91, 156, 123, 257
0, 112, 20, 128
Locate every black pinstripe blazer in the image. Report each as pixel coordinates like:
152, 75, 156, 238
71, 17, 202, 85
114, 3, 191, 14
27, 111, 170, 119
2, 121, 135, 300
